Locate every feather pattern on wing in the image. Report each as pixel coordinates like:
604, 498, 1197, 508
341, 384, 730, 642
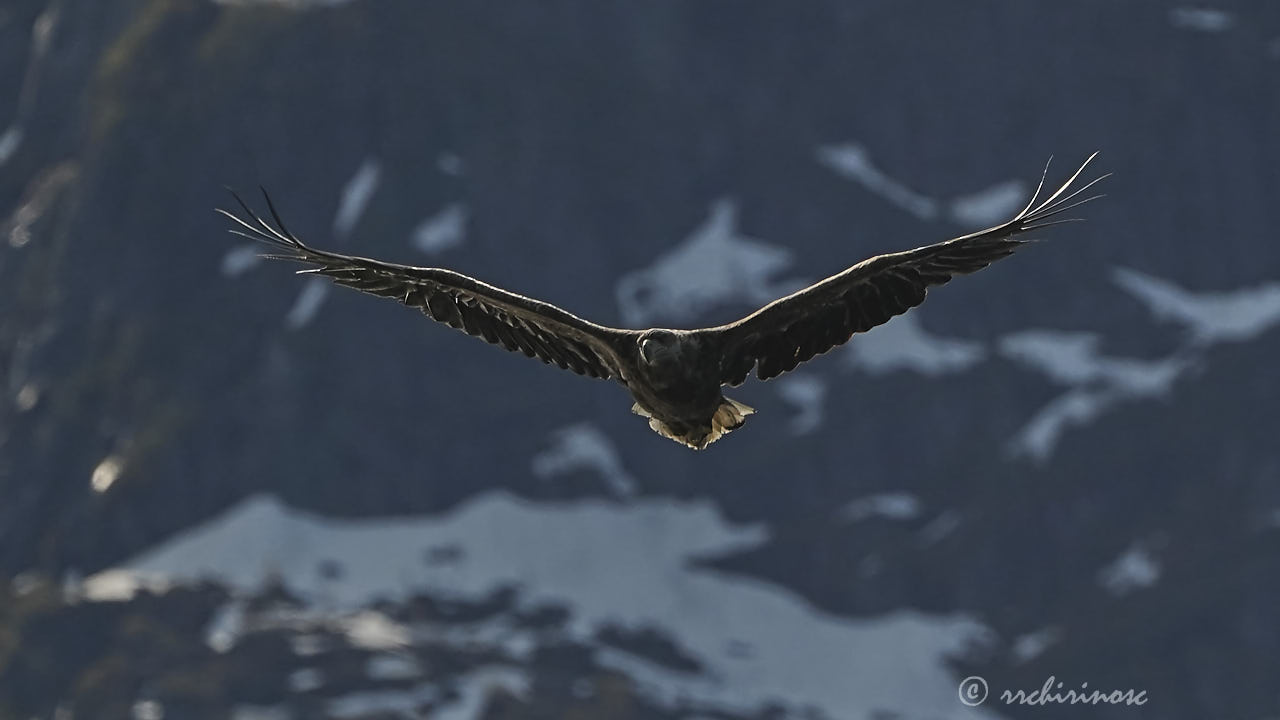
710, 152, 1108, 384
218, 190, 638, 381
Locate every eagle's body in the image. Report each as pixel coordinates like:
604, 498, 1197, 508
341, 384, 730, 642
626, 329, 755, 448
221, 153, 1105, 449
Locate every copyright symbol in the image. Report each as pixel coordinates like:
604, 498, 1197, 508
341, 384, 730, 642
958, 675, 988, 706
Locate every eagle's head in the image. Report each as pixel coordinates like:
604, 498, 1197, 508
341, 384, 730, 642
639, 329, 683, 368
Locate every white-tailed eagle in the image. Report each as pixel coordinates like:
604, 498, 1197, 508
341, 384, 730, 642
220, 153, 1105, 449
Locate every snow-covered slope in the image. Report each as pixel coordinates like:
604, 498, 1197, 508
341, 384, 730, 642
85, 493, 993, 719
4, 2, 1280, 719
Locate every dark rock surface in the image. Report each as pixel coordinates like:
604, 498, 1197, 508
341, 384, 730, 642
2, 1, 1278, 718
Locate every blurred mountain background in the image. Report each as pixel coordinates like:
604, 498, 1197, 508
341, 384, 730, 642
2, 1, 1279, 718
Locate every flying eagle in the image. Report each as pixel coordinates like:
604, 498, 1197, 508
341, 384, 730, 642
220, 153, 1104, 449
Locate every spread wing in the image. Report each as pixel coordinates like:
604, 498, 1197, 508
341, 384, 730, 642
219, 191, 639, 381
710, 152, 1107, 385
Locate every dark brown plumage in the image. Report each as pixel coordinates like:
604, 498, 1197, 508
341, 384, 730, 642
220, 153, 1105, 449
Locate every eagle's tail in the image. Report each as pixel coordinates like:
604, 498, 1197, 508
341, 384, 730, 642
631, 397, 755, 450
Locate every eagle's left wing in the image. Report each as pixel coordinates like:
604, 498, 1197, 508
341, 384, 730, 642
707, 152, 1107, 385
219, 191, 640, 381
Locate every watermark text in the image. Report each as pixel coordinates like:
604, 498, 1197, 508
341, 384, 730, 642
959, 675, 1148, 707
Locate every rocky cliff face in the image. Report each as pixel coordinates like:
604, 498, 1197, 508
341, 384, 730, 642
3, 1, 1279, 718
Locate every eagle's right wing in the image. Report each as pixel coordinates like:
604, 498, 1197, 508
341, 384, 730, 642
220, 191, 639, 381
708, 153, 1106, 385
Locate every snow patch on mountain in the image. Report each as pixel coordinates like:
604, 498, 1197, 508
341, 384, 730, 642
83, 493, 991, 720
1000, 330, 1185, 392
1000, 330, 1187, 462
948, 179, 1027, 228
325, 682, 439, 719
839, 489, 921, 517
284, 277, 331, 330
1009, 388, 1121, 463
1010, 626, 1061, 664
0, 126, 21, 166
1168, 7, 1235, 32
288, 667, 324, 693
131, 700, 163, 720
1112, 267, 1280, 345
616, 198, 808, 326
366, 654, 422, 681
436, 152, 464, 176
343, 610, 411, 649
220, 244, 262, 277
1098, 543, 1161, 596
918, 510, 962, 546
411, 203, 467, 254
327, 668, 524, 720
840, 493, 922, 523
83, 493, 768, 608
432, 667, 530, 720
1002, 269, 1280, 462
774, 374, 826, 435
230, 706, 292, 720
334, 157, 381, 238
817, 143, 1032, 228
816, 143, 939, 220
275, 158, 380, 328
846, 313, 986, 376
532, 423, 636, 498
